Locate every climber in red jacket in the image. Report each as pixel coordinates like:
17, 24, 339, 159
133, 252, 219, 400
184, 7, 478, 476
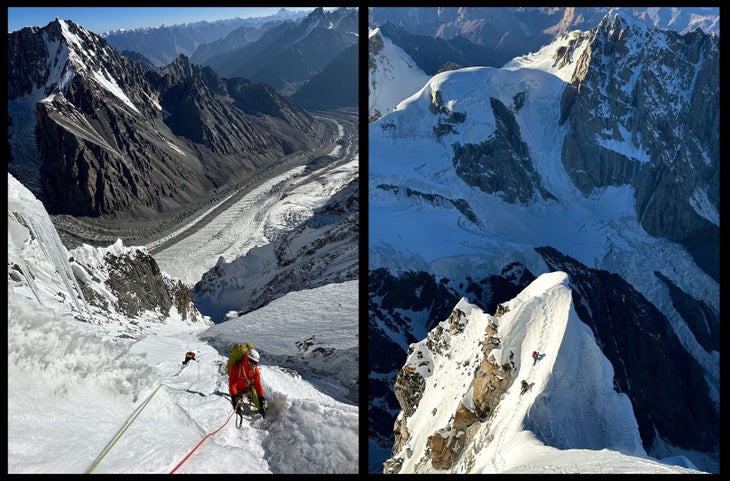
229, 348, 267, 418
532, 350, 545, 366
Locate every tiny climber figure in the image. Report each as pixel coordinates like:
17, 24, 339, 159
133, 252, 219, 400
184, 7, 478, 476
532, 351, 545, 366
182, 351, 197, 365
520, 379, 530, 395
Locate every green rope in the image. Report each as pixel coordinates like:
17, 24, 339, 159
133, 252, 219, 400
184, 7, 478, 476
86, 383, 163, 473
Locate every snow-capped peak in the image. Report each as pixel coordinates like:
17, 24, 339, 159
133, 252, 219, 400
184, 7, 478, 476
601, 8, 651, 33
368, 27, 430, 122
502, 28, 591, 82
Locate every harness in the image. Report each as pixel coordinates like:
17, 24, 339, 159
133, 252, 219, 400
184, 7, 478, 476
235, 359, 258, 396
233, 360, 260, 427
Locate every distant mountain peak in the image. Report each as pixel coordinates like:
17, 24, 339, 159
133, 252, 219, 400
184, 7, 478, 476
598, 8, 650, 34
48, 18, 108, 70
301, 6, 331, 30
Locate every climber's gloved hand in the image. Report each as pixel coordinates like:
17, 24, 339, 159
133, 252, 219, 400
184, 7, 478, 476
259, 397, 267, 418
231, 393, 241, 410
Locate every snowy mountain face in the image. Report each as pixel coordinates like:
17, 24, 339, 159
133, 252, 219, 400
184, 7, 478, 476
8, 171, 358, 473
555, 15, 719, 278
369, 11, 718, 474
7, 19, 156, 194
9, 173, 211, 338
368, 27, 430, 123
7, 19, 323, 233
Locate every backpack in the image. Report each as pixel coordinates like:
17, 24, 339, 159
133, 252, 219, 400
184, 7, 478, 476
226, 342, 255, 374
182, 351, 196, 365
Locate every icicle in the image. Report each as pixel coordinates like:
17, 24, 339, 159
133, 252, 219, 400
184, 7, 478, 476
18, 210, 92, 319
8, 213, 43, 304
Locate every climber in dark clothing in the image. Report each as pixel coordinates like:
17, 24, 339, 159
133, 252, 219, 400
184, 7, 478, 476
520, 379, 529, 395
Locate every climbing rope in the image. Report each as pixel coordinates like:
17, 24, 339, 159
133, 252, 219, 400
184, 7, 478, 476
86, 383, 164, 473
527, 401, 550, 445
169, 408, 237, 474
87, 356, 238, 474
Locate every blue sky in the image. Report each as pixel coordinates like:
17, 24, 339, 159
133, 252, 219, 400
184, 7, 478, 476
7, 7, 322, 34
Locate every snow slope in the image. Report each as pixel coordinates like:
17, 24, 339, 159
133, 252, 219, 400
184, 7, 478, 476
388, 272, 704, 474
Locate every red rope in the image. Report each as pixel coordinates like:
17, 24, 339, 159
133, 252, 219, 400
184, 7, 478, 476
169, 408, 237, 474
